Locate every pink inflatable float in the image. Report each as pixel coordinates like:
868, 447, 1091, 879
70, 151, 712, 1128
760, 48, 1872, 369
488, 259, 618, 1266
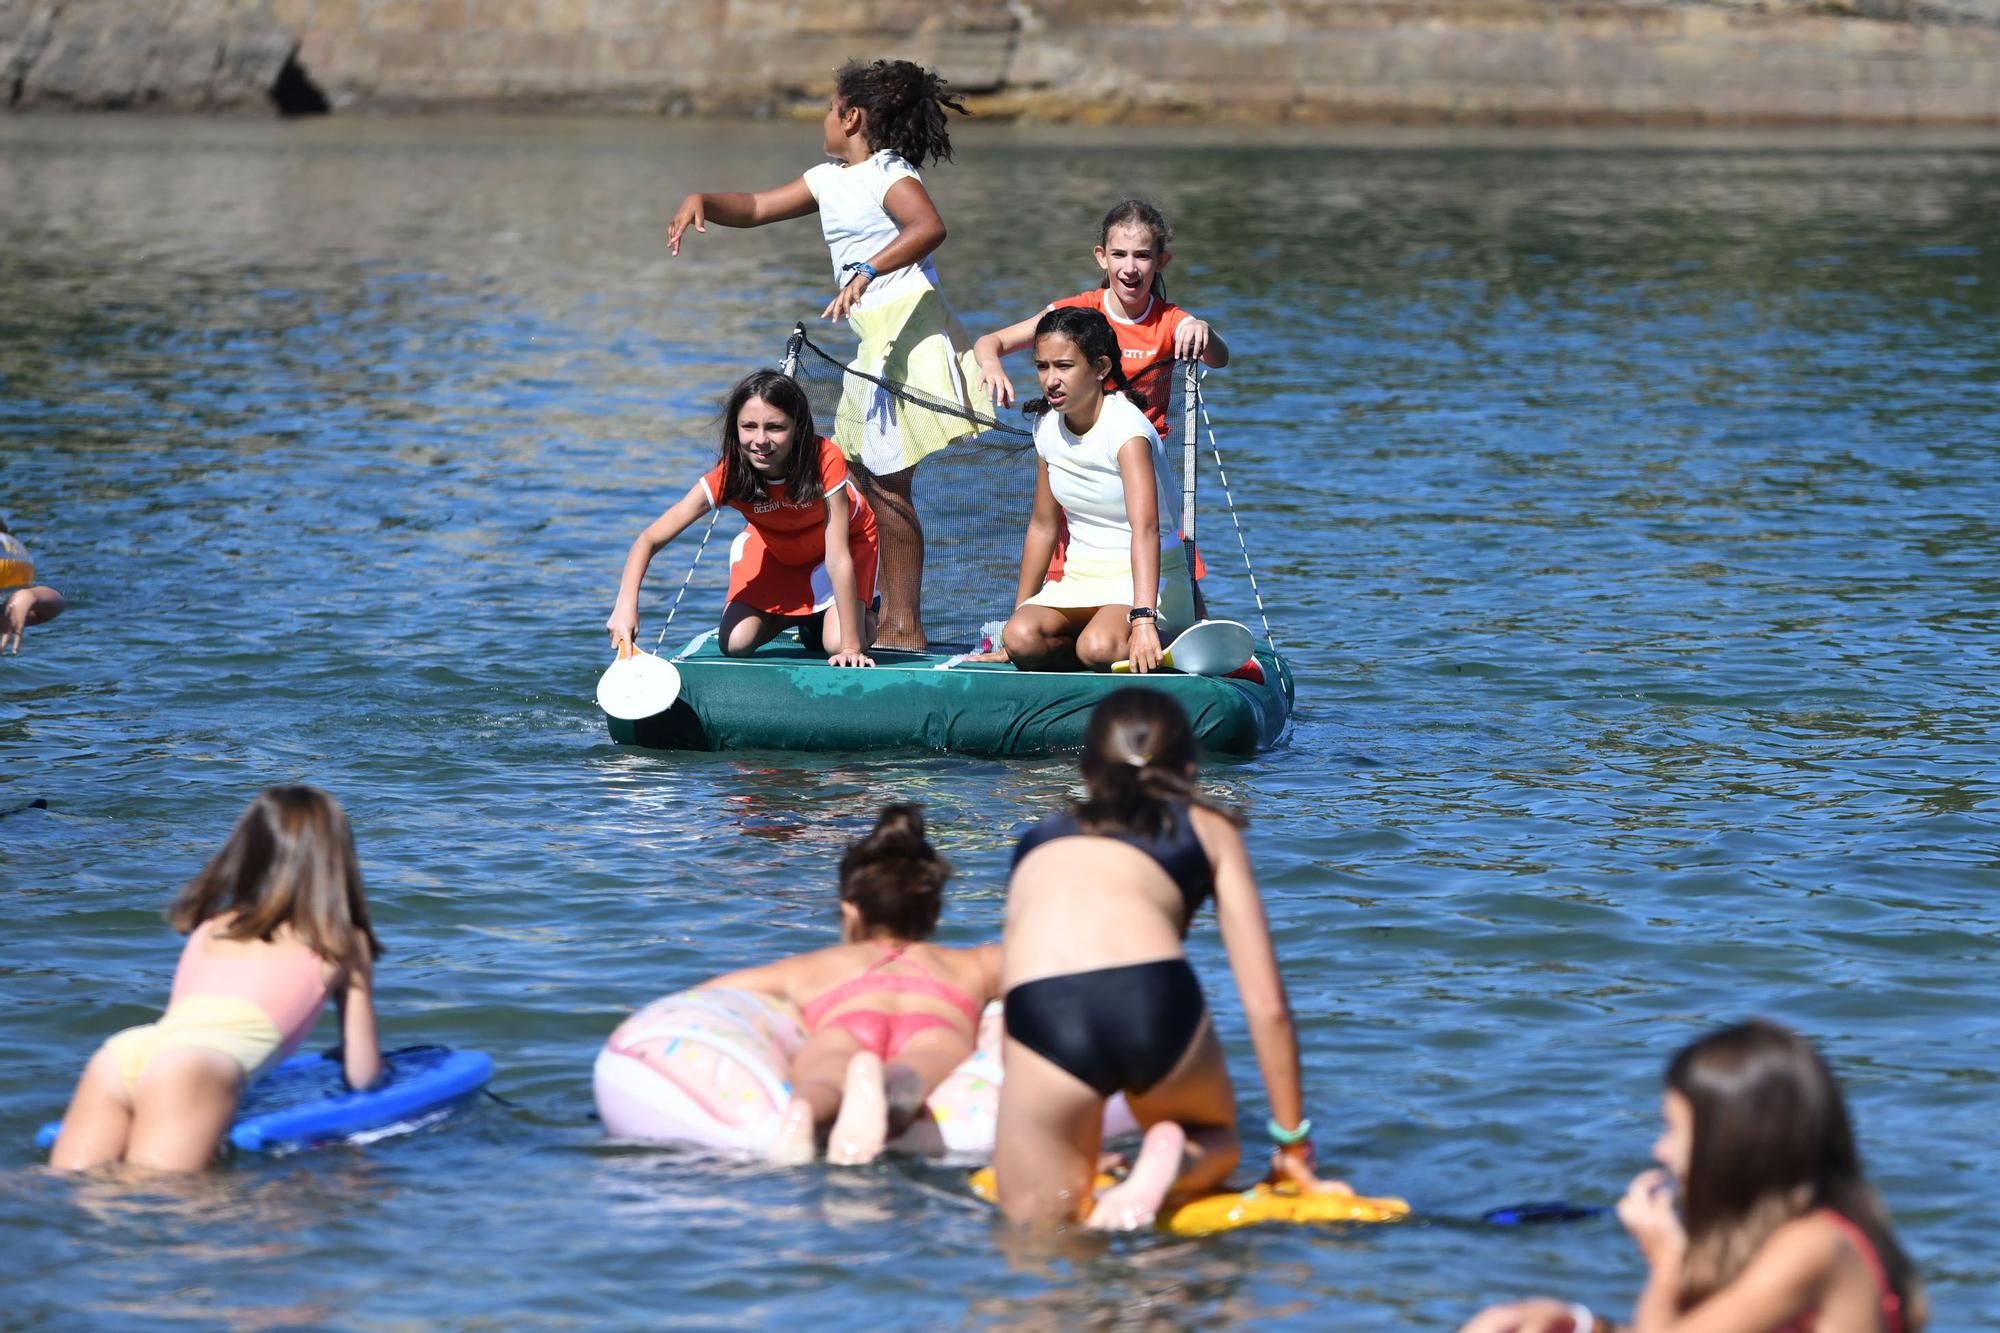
594, 987, 1136, 1157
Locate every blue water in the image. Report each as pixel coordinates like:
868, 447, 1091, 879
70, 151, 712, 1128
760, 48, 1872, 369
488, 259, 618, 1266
1, 116, 1996, 1328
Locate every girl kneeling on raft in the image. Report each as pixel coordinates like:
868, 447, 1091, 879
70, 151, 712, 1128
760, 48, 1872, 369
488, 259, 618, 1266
50, 786, 383, 1172
700, 804, 1001, 1165
992, 689, 1335, 1229
1461, 1020, 1926, 1333
607, 370, 880, 667
986, 306, 1197, 674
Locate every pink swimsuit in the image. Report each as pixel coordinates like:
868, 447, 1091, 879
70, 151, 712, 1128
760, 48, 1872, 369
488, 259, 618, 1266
1775, 1210, 1905, 1333
799, 947, 981, 1060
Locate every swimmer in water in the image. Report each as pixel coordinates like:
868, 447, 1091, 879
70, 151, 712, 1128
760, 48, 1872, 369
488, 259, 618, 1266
699, 804, 1001, 1165
1460, 1020, 1927, 1333
991, 688, 1340, 1229
0, 516, 64, 655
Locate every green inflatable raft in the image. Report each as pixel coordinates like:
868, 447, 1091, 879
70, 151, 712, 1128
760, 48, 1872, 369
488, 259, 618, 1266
604, 631, 1294, 757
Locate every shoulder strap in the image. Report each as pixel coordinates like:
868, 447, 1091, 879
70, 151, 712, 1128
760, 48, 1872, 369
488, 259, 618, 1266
1820, 1211, 1902, 1333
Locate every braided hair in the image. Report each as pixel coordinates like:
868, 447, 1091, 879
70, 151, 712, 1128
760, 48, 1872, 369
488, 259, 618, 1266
839, 804, 953, 940
1020, 306, 1138, 419
834, 59, 967, 169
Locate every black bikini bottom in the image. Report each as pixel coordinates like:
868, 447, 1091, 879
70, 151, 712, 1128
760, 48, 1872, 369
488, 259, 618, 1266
1003, 958, 1207, 1098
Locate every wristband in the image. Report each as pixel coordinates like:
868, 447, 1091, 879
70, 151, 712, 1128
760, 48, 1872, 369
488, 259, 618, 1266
1126, 606, 1157, 624
1266, 1115, 1312, 1145
1566, 1304, 1596, 1333
841, 260, 878, 282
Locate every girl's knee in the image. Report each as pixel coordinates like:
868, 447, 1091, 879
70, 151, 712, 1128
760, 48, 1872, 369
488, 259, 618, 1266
1001, 617, 1043, 662
1075, 629, 1125, 667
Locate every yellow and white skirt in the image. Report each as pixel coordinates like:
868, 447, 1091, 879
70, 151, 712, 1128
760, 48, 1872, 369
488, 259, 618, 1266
1021, 544, 1196, 641
837, 288, 989, 476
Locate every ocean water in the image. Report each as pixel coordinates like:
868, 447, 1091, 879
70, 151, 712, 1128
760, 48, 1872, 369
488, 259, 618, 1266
1, 115, 1996, 1329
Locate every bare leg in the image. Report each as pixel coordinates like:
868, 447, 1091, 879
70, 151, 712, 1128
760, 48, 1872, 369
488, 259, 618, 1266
719, 601, 798, 658
879, 1026, 978, 1140
125, 1047, 244, 1173
827, 1052, 889, 1165
993, 1038, 1106, 1225
1074, 604, 1138, 671
770, 1028, 868, 1164
867, 466, 925, 650
1119, 1019, 1242, 1200
1086, 1121, 1188, 1231
1002, 605, 1093, 673
817, 602, 880, 657
49, 1047, 136, 1171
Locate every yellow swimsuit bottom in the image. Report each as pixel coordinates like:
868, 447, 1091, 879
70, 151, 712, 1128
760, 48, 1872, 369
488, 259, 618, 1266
100, 996, 287, 1089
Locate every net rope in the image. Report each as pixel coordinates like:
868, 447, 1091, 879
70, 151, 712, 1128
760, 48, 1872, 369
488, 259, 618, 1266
1189, 366, 1281, 653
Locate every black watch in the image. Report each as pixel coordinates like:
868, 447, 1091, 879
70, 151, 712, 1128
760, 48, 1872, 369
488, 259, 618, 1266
1127, 606, 1157, 625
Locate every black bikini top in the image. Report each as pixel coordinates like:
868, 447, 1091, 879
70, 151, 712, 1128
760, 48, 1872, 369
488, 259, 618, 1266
1011, 801, 1214, 927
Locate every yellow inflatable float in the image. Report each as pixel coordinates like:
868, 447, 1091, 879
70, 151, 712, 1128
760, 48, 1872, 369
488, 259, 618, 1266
967, 1166, 1410, 1237
0, 532, 34, 589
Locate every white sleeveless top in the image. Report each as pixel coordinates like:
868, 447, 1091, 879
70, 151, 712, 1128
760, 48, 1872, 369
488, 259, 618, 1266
1033, 393, 1178, 565
802, 151, 938, 312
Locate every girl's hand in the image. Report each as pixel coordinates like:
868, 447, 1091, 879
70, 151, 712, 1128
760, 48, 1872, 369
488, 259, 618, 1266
668, 194, 705, 256
1266, 1141, 1351, 1194
978, 363, 1016, 410
606, 605, 639, 653
822, 273, 871, 322
827, 648, 875, 668
1617, 1168, 1685, 1267
1173, 318, 1211, 361
1, 590, 31, 655
1125, 618, 1163, 674
1457, 1299, 1591, 1333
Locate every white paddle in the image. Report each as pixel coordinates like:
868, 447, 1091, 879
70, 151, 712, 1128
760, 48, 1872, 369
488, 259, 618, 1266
596, 641, 684, 720
1111, 619, 1256, 676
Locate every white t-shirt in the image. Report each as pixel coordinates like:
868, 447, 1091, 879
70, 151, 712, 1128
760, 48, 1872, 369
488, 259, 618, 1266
1033, 393, 1178, 566
802, 151, 938, 311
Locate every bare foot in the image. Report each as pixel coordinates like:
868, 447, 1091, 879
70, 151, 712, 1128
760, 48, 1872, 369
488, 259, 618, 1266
827, 1052, 888, 1165
768, 1095, 817, 1165
882, 1061, 926, 1141
872, 631, 928, 653
1086, 1121, 1187, 1231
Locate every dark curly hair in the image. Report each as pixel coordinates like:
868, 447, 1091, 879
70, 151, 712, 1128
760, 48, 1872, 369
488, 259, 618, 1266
834, 59, 968, 169
713, 369, 822, 508
839, 804, 952, 940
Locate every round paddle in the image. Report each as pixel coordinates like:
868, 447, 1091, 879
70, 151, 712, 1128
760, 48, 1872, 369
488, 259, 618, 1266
1112, 619, 1257, 676
596, 642, 683, 721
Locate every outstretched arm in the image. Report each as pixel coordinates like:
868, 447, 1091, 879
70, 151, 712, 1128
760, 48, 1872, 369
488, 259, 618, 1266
669, 177, 818, 255
607, 483, 715, 651
699, 955, 812, 1007
823, 177, 947, 322
1, 585, 64, 654
1171, 314, 1231, 369
335, 939, 382, 1091
972, 313, 1045, 410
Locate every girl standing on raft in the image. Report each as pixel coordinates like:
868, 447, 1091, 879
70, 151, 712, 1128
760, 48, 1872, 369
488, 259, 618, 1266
985, 306, 1196, 674
49, 786, 382, 1172
701, 805, 1001, 1165
607, 370, 879, 666
993, 690, 1333, 1229
1462, 1020, 1926, 1333
667, 59, 983, 651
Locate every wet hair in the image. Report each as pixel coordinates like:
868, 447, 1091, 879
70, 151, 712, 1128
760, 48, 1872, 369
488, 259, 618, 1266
1073, 689, 1244, 841
839, 804, 952, 940
1668, 1020, 1925, 1326
168, 786, 382, 970
834, 59, 967, 169
1097, 199, 1174, 301
714, 370, 822, 507
1021, 306, 1138, 418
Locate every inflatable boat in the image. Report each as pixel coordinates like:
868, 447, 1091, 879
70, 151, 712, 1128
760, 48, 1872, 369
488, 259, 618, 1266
602, 630, 1294, 757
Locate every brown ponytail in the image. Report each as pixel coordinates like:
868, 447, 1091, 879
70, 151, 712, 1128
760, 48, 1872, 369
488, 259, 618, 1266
839, 804, 952, 940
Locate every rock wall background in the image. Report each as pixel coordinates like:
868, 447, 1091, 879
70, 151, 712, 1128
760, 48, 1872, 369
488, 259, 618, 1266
5, 0, 2000, 123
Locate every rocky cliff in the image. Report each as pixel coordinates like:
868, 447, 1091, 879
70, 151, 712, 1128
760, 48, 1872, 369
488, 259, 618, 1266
5, 0, 1998, 123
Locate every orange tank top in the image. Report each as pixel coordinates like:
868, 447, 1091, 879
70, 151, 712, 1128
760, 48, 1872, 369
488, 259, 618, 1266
170, 918, 330, 1057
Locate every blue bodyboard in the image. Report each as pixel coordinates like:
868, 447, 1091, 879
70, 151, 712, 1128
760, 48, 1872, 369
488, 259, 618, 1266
36, 1045, 493, 1155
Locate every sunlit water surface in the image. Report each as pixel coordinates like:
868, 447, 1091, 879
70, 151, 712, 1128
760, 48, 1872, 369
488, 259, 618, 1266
1, 116, 1996, 1328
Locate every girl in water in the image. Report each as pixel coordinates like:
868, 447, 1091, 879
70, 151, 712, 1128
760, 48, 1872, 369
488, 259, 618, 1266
668, 59, 983, 651
971, 199, 1227, 586
607, 370, 879, 666
987, 306, 1196, 674
993, 689, 1332, 1229
49, 786, 382, 1172
700, 804, 1001, 1165
1461, 1020, 1925, 1333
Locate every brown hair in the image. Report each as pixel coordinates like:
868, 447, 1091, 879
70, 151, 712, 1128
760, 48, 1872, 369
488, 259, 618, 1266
838, 804, 951, 940
714, 369, 823, 507
167, 786, 382, 970
1074, 688, 1243, 841
1668, 1021, 1924, 1327
1097, 198, 1173, 301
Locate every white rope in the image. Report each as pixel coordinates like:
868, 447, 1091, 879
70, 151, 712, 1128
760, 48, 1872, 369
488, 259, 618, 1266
1190, 368, 1280, 652
655, 509, 718, 652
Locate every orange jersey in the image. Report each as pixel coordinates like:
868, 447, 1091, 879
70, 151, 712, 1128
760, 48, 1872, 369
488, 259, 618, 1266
700, 437, 877, 568
1050, 289, 1189, 437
